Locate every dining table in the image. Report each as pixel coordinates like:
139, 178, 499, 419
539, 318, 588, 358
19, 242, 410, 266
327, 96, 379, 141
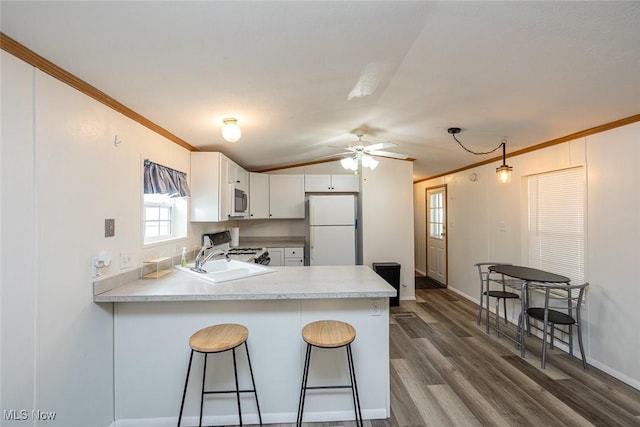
487, 264, 570, 357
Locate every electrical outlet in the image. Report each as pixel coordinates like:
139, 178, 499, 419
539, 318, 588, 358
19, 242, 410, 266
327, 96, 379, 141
371, 298, 382, 316
120, 252, 132, 269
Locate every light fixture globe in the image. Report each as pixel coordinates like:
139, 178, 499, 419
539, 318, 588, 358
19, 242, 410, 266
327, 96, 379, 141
221, 118, 241, 142
496, 164, 513, 183
361, 154, 379, 170
340, 156, 358, 171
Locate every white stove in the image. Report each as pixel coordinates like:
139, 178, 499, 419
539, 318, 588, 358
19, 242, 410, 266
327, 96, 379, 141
227, 247, 270, 265
202, 232, 270, 265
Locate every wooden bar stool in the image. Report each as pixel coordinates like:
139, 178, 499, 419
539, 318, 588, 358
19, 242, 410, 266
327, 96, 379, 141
296, 320, 362, 427
177, 323, 262, 427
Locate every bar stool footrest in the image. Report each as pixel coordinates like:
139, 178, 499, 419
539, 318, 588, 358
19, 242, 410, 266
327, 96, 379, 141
203, 389, 258, 395
304, 385, 353, 390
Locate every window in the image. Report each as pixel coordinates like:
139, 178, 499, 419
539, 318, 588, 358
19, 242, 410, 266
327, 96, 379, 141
526, 167, 585, 284
429, 190, 445, 239
143, 193, 187, 244
143, 160, 190, 245
144, 195, 173, 240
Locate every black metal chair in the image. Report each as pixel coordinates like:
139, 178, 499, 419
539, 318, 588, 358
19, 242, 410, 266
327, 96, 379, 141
475, 262, 521, 336
526, 282, 589, 369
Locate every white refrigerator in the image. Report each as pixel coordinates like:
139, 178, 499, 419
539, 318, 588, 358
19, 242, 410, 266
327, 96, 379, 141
308, 194, 356, 266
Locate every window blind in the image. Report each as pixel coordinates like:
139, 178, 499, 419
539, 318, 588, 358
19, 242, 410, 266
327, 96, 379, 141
527, 167, 585, 285
143, 159, 191, 198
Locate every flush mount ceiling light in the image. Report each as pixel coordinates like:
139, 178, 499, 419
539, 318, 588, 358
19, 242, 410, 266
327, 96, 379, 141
448, 127, 513, 183
222, 118, 241, 142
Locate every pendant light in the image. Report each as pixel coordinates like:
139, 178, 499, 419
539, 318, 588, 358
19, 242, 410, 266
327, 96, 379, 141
448, 127, 513, 183
496, 141, 513, 183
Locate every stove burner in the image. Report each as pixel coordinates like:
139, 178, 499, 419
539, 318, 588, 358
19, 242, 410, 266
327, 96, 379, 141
227, 247, 263, 255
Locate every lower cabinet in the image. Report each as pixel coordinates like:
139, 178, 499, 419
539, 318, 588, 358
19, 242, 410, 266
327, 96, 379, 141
284, 247, 304, 266
268, 247, 303, 267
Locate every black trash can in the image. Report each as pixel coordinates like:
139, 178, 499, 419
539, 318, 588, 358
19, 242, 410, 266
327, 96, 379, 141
372, 262, 400, 307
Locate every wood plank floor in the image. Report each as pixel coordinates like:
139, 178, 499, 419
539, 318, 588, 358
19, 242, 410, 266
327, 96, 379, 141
273, 288, 640, 427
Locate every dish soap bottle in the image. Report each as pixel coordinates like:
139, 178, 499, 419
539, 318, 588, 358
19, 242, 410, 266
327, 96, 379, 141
180, 247, 188, 267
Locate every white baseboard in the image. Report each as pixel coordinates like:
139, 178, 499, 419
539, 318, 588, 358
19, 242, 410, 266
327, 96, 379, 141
114, 408, 388, 427
447, 285, 640, 392
586, 359, 640, 391
414, 268, 426, 277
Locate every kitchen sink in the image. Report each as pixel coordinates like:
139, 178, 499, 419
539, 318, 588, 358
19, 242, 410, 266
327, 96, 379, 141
175, 260, 274, 283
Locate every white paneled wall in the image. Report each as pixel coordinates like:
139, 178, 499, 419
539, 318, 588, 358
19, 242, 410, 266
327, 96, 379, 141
414, 122, 640, 389
0, 50, 227, 426
362, 157, 415, 300
1, 50, 38, 423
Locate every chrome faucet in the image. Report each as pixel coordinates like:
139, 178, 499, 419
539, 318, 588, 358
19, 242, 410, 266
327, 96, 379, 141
191, 246, 230, 273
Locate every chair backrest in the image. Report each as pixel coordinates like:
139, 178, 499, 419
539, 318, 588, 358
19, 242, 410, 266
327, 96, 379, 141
475, 262, 512, 282
535, 282, 589, 314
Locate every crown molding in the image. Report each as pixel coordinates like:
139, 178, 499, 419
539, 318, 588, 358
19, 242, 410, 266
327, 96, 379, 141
414, 113, 640, 184
1, 32, 196, 152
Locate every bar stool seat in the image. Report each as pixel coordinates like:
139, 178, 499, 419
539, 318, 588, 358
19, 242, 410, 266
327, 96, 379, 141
302, 319, 356, 347
297, 320, 362, 427
177, 323, 262, 427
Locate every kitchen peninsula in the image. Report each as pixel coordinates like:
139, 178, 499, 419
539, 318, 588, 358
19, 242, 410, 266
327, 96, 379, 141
94, 265, 395, 425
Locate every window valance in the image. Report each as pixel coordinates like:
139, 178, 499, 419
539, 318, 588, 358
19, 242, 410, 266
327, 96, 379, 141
143, 159, 191, 198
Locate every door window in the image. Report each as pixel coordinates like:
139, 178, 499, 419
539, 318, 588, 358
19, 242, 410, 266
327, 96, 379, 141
429, 191, 444, 239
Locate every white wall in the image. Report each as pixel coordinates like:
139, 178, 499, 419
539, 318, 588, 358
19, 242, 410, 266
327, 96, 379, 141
414, 122, 640, 389
0, 51, 229, 426
362, 158, 415, 300
1, 50, 39, 425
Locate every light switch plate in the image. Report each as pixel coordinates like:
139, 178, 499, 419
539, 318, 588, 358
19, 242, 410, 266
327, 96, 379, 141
105, 219, 115, 237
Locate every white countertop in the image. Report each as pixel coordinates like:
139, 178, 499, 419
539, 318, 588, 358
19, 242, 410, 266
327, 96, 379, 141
94, 265, 396, 303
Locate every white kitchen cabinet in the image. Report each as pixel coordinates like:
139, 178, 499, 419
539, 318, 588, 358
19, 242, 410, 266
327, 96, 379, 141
190, 152, 230, 222
268, 247, 303, 267
249, 172, 270, 219
267, 248, 284, 266
191, 152, 251, 222
284, 247, 304, 266
228, 159, 249, 192
269, 174, 305, 218
305, 174, 359, 192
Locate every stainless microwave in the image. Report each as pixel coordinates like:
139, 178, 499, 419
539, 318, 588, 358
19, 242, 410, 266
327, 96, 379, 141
230, 185, 248, 217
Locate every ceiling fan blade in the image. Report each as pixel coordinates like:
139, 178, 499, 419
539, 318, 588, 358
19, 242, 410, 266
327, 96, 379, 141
363, 141, 397, 152
314, 152, 353, 162
368, 150, 409, 160
328, 144, 357, 152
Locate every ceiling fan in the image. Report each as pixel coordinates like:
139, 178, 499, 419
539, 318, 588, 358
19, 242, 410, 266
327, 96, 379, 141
333, 134, 409, 171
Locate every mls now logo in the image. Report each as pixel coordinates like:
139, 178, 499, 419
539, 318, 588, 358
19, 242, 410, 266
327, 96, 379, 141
3, 409, 28, 420
3, 409, 57, 421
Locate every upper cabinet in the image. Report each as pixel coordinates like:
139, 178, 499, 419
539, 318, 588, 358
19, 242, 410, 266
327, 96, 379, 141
249, 172, 270, 219
191, 152, 249, 222
191, 152, 226, 222
269, 174, 305, 218
304, 174, 360, 192
228, 159, 249, 192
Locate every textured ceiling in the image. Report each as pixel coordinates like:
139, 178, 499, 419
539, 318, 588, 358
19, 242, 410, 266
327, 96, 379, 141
2, 1, 639, 181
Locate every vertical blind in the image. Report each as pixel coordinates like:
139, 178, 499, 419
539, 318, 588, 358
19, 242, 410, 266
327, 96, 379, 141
527, 167, 585, 285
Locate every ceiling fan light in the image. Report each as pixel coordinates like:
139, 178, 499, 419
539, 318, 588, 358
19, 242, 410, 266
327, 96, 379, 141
341, 157, 358, 171
361, 154, 379, 170
222, 118, 241, 142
